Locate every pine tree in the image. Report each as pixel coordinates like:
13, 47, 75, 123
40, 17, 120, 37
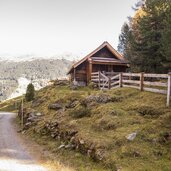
162, 2, 171, 69
118, 23, 131, 57
25, 83, 35, 102
118, 0, 170, 73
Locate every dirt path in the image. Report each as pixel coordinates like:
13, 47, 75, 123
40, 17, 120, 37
0, 112, 47, 171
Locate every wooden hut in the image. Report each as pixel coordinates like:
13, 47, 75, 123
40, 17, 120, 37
67, 41, 129, 86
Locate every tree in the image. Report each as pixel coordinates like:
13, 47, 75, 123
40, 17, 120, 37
25, 83, 35, 102
118, 23, 131, 57
162, 2, 171, 68
118, 0, 171, 73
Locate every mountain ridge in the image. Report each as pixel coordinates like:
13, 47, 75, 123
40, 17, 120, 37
0, 58, 73, 100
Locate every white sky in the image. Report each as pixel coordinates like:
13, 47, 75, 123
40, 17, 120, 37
0, 0, 138, 60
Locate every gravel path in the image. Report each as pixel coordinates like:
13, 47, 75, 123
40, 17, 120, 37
0, 112, 47, 171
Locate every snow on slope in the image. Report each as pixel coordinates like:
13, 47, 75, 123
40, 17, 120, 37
8, 77, 50, 100
8, 77, 31, 99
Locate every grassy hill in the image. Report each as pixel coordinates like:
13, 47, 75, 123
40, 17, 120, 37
1, 81, 171, 171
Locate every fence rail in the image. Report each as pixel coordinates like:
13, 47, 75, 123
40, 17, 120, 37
91, 72, 171, 107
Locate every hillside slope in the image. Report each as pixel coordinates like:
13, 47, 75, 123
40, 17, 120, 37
0, 58, 72, 100
1, 82, 171, 171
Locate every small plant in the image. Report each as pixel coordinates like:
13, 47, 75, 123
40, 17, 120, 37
25, 83, 35, 102
88, 82, 98, 89
136, 105, 161, 117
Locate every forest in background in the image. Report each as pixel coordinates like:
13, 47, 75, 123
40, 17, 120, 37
118, 0, 171, 73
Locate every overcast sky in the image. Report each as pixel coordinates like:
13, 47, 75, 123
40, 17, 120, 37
0, 0, 138, 59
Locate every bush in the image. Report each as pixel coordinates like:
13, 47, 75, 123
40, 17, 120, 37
88, 82, 98, 89
69, 106, 91, 118
25, 83, 35, 102
136, 105, 161, 117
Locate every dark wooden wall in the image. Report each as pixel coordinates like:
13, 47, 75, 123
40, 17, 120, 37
92, 47, 116, 59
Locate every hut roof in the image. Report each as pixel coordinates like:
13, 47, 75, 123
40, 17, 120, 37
68, 41, 128, 74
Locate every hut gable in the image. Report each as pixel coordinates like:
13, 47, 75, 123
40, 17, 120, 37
92, 46, 118, 59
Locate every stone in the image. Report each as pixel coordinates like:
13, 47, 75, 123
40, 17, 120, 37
126, 132, 137, 141
133, 151, 141, 157
79, 139, 85, 144
58, 144, 65, 149
95, 149, 105, 161
32, 99, 44, 107
27, 116, 37, 122
85, 94, 111, 104
48, 103, 62, 110
66, 101, 79, 108
35, 112, 43, 116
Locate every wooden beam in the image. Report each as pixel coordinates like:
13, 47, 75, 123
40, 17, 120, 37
140, 72, 144, 91
144, 87, 167, 94
87, 61, 92, 83
74, 68, 76, 81
91, 61, 128, 66
167, 73, 171, 106
119, 73, 123, 87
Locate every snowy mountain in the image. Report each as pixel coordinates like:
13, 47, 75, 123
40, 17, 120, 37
0, 58, 73, 101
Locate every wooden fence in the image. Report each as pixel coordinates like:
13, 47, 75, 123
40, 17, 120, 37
91, 72, 171, 107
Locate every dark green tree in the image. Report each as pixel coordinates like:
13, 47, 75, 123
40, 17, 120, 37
118, 23, 131, 57
25, 83, 35, 102
118, 0, 171, 73
162, 3, 171, 69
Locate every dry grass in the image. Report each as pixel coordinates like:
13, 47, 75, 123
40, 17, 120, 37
1, 84, 171, 171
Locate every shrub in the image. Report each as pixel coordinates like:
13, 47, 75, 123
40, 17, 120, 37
110, 95, 123, 102
136, 105, 161, 116
25, 83, 35, 102
69, 106, 91, 118
88, 82, 98, 89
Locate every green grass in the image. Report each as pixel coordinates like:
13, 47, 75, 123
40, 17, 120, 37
1, 83, 171, 171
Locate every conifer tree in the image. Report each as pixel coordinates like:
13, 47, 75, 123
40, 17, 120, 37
118, 0, 170, 73
25, 83, 35, 102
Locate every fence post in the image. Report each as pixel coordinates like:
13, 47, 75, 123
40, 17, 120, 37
167, 73, 171, 107
140, 72, 144, 91
119, 73, 123, 87
98, 71, 101, 89
108, 77, 111, 89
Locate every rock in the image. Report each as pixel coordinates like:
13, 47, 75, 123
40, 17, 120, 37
65, 144, 75, 149
68, 130, 78, 137
85, 94, 111, 104
32, 99, 44, 107
66, 100, 79, 108
25, 122, 32, 126
48, 103, 63, 110
35, 112, 43, 116
133, 151, 141, 157
58, 144, 65, 149
21, 130, 26, 134
27, 116, 37, 122
126, 132, 137, 141
79, 139, 85, 144
95, 149, 105, 161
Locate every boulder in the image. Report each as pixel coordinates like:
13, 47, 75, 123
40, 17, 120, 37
126, 132, 137, 141
48, 103, 63, 110
85, 94, 111, 104
65, 100, 79, 108
32, 99, 44, 107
